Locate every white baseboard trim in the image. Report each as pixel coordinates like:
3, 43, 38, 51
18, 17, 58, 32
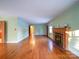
68, 48, 79, 57
7, 36, 28, 43
7, 41, 19, 43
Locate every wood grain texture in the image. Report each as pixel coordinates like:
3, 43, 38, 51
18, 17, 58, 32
0, 36, 79, 59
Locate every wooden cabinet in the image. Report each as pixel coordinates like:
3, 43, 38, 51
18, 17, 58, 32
0, 21, 5, 43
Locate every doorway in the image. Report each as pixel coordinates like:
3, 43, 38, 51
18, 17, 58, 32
29, 25, 35, 47
29, 25, 35, 36
0, 21, 5, 43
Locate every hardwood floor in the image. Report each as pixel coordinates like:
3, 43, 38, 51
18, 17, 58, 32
0, 36, 79, 59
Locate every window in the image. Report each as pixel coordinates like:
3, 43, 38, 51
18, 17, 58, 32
68, 30, 79, 50
49, 26, 52, 33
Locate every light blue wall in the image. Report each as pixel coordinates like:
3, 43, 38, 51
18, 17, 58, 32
0, 16, 29, 43
48, 3, 79, 56
17, 17, 29, 41
0, 16, 18, 43
34, 24, 47, 35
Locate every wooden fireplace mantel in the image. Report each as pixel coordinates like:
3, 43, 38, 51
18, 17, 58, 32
53, 27, 69, 49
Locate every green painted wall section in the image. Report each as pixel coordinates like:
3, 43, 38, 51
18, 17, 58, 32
48, 3, 79, 56
34, 24, 47, 35
49, 3, 79, 30
0, 16, 18, 43
0, 16, 29, 43
17, 17, 29, 41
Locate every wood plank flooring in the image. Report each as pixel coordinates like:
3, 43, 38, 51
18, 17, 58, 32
0, 36, 79, 59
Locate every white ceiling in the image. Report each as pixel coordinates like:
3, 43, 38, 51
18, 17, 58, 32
0, 0, 78, 24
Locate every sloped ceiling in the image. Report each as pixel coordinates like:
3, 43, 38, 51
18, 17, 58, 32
0, 0, 78, 24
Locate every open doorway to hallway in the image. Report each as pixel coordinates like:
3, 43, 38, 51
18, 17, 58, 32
29, 25, 36, 48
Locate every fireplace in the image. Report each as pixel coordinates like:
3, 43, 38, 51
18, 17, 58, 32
54, 32, 63, 48
53, 27, 69, 49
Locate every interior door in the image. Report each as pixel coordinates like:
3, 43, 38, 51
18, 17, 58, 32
0, 21, 5, 43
